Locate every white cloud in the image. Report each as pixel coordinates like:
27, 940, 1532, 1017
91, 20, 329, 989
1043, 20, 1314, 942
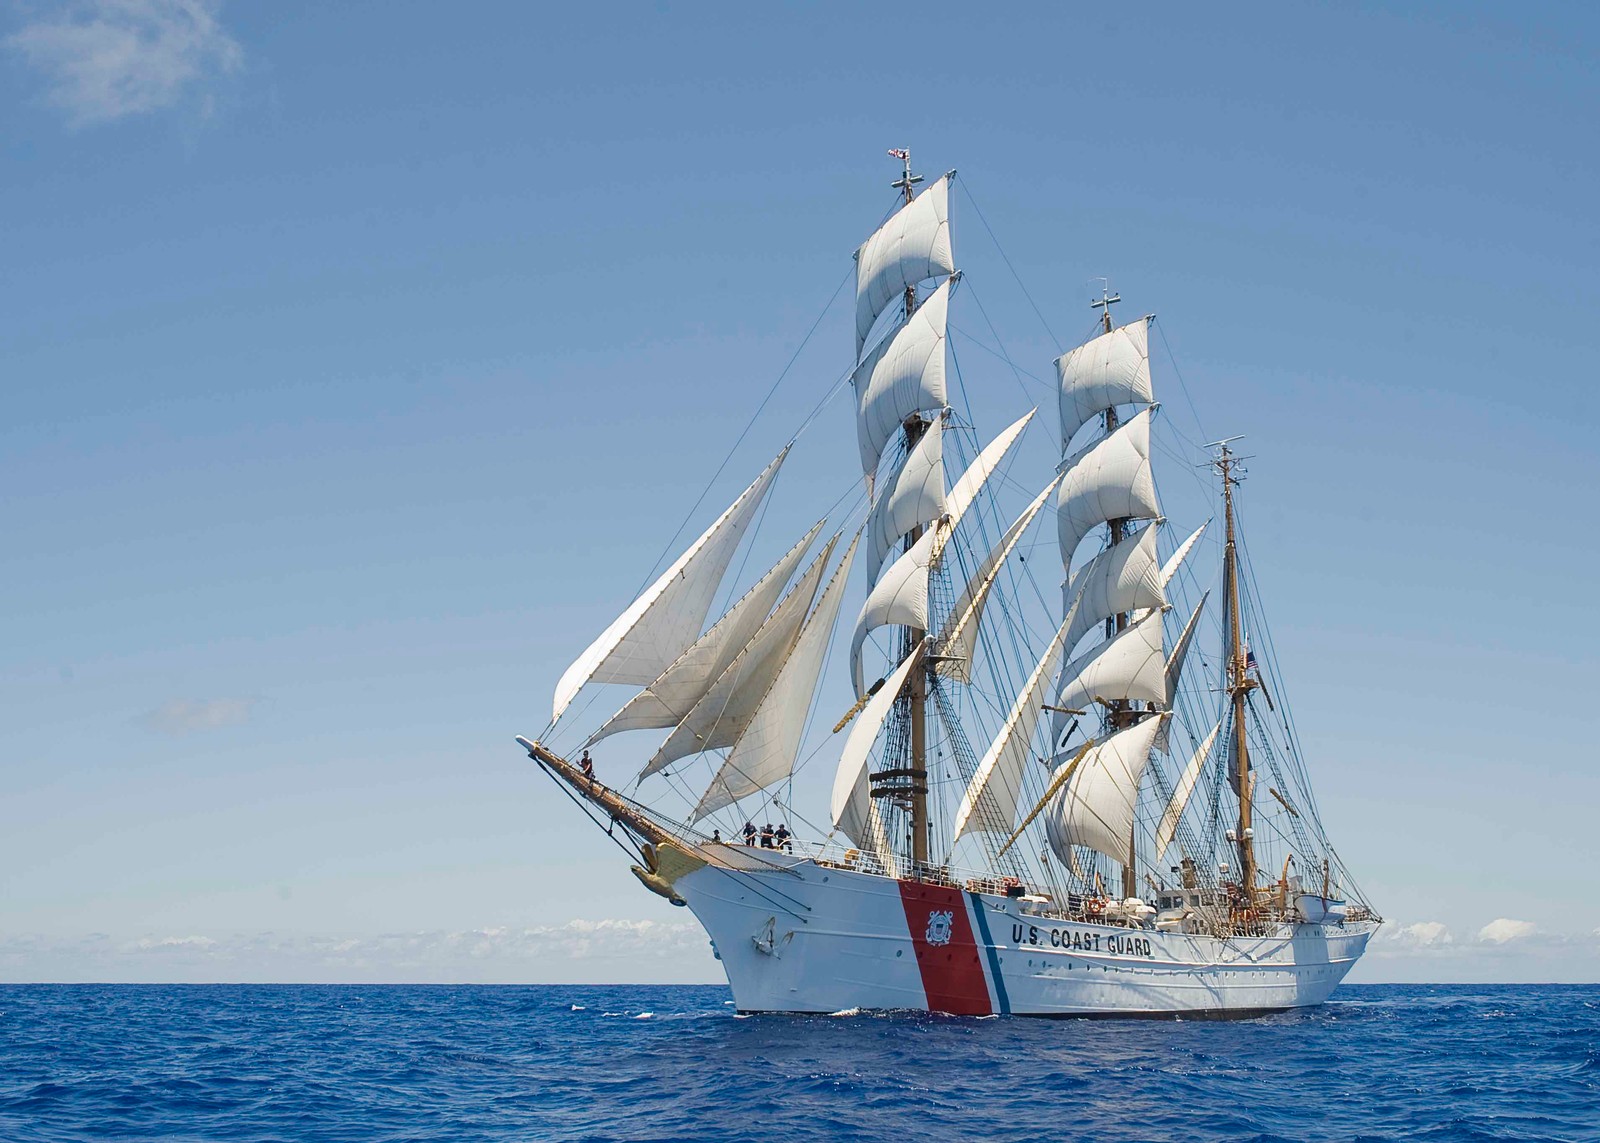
1477, 918, 1538, 944
6, 0, 242, 127
140, 696, 255, 736
1385, 920, 1455, 950
0, 921, 720, 983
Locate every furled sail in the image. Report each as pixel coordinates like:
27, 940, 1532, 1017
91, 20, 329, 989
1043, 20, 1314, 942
552, 446, 788, 723
1057, 408, 1160, 574
641, 536, 834, 778
691, 536, 858, 821
1056, 317, 1153, 449
853, 280, 950, 485
849, 411, 1033, 696
865, 417, 945, 583
1044, 712, 1169, 867
1152, 717, 1224, 860
854, 174, 954, 356
935, 475, 1060, 683
1062, 522, 1165, 653
951, 602, 1078, 845
1053, 606, 1166, 716
832, 640, 925, 848
585, 520, 825, 746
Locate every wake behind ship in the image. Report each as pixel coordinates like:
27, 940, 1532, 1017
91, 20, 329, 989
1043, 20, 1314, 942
519, 152, 1379, 1016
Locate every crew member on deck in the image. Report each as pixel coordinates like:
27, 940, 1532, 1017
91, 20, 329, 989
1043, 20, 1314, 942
775, 823, 791, 853
711, 829, 722, 844
760, 823, 775, 849
743, 822, 757, 846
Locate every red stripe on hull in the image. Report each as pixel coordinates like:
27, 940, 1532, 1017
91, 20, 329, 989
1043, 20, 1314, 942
897, 881, 992, 1015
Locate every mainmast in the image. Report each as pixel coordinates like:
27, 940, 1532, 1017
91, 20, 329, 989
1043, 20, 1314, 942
1089, 280, 1141, 899
1215, 440, 1260, 899
892, 148, 931, 868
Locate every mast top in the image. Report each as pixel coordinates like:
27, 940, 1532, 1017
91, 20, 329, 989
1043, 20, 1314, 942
888, 148, 923, 201
1090, 277, 1121, 333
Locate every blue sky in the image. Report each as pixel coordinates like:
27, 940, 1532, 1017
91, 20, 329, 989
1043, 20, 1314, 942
3, 1, 1597, 984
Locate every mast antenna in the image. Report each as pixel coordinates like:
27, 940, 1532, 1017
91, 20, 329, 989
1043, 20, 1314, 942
1089, 277, 1121, 333
888, 148, 922, 199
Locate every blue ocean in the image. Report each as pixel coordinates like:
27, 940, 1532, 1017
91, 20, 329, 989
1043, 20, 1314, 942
1, 984, 1596, 1142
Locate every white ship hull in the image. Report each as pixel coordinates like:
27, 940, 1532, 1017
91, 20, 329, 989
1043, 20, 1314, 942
679, 846, 1372, 1017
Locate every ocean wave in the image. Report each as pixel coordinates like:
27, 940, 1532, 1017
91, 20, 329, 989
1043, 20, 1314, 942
1, 984, 1596, 1142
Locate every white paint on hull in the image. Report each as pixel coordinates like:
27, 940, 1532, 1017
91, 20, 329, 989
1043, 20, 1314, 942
676, 850, 1372, 1017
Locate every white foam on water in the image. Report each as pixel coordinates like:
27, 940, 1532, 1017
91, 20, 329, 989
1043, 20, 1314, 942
634, 1012, 654, 1019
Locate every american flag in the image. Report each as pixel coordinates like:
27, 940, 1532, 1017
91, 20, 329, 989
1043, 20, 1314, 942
887, 148, 909, 161
1245, 650, 1259, 671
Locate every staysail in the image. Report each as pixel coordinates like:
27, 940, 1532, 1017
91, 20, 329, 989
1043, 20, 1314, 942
552, 446, 788, 723
585, 520, 824, 745
951, 601, 1079, 845
1151, 717, 1223, 860
935, 475, 1060, 683
692, 537, 858, 820
641, 535, 834, 778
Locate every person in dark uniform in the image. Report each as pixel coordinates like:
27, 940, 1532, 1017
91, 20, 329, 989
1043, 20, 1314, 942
775, 823, 791, 853
742, 821, 757, 846
760, 823, 775, 849
579, 749, 595, 786
711, 829, 722, 844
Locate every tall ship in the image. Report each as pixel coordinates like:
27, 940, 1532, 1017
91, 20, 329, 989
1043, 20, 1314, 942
519, 153, 1380, 1016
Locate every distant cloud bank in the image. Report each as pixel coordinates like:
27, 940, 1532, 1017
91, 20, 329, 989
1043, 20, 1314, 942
139, 696, 256, 736
0, 921, 721, 984
3, 917, 1595, 985
5, 0, 242, 127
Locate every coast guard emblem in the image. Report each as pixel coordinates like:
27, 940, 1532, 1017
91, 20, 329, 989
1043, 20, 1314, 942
925, 909, 954, 946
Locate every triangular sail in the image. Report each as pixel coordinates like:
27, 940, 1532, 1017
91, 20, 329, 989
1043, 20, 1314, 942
951, 601, 1079, 845
853, 280, 950, 486
935, 475, 1060, 683
866, 418, 945, 583
943, 409, 1035, 542
1164, 592, 1208, 706
692, 537, 858, 821
1056, 317, 1153, 449
854, 175, 954, 356
552, 446, 788, 723
1044, 712, 1169, 867
1054, 606, 1166, 716
1057, 408, 1160, 574
832, 640, 925, 848
585, 520, 825, 745
1161, 521, 1207, 588
641, 536, 833, 778
1152, 717, 1224, 860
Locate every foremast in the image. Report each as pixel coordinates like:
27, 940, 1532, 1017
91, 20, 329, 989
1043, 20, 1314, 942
890, 148, 932, 869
